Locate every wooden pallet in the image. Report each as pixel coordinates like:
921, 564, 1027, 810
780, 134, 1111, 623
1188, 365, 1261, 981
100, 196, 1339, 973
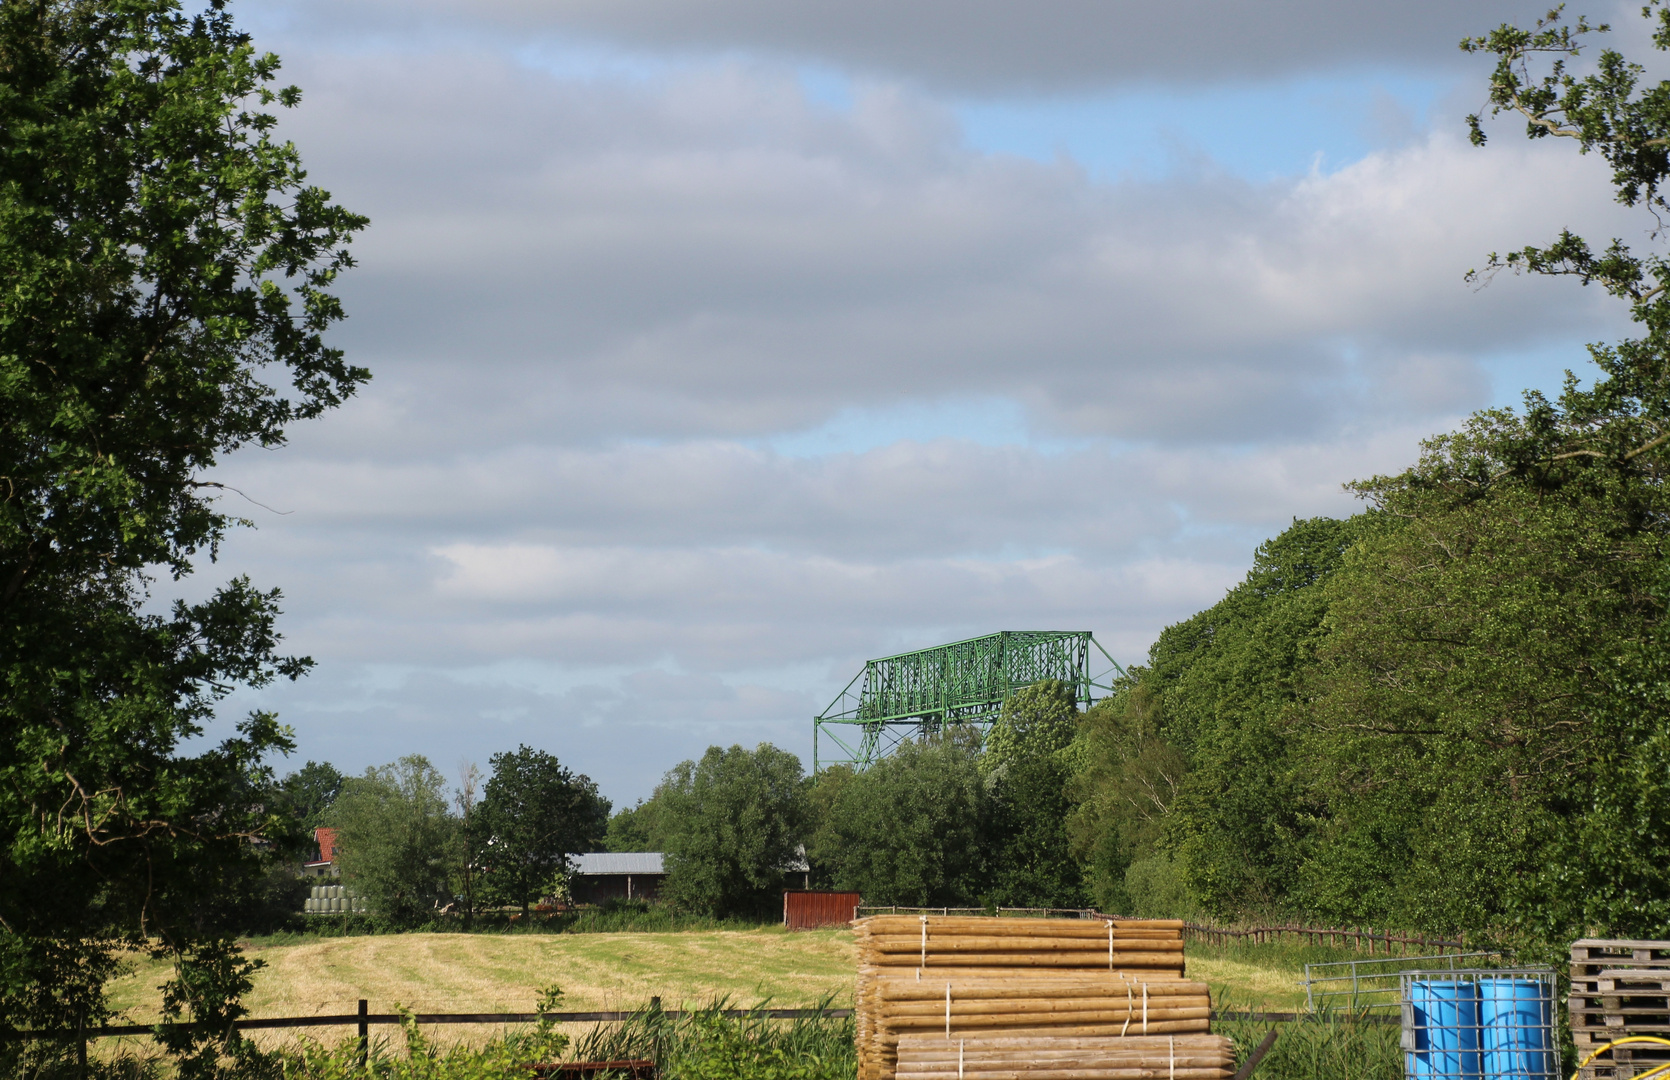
1571, 941, 1670, 1079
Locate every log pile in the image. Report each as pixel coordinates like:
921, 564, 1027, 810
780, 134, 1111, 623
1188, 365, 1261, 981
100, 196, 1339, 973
854, 916, 1233, 1080
895, 1034, 1236, 1080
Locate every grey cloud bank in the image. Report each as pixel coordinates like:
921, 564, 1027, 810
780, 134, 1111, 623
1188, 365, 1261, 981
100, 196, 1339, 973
274, 50, 1628, 453
288, 0, 1542, 92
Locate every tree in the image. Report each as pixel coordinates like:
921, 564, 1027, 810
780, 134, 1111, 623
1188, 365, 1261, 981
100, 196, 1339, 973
1079, 517, 1365, 919
0, 0, 363, 1066
1066, 680, 1186, 916
276, 761, 345, 835
980, 681, 1085, 909
1263, 1, 1670, 946
455, 762, 482, 928
328, 757, 458, 926
981, 680, 1078, 777
605, 799, 667, 852
656, 744, 808, 917
808, 732, 989, 907
476, 746, 609, 915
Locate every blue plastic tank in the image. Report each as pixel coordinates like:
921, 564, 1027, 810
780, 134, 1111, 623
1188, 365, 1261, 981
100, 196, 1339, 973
1479, 977, 1553, 1078
1407, 979, 1481, 1078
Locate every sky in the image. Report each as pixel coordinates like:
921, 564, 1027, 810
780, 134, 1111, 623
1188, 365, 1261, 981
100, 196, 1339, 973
193, 0, 1655, 807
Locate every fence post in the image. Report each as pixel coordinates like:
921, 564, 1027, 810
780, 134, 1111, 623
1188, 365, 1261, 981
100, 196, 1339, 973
358, 999, 368, 1070
76, 1011, 86, 1080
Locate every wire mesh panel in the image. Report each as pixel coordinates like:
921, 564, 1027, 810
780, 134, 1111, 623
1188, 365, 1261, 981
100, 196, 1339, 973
1303, 953, 1498, 1013
1399, 969, 1557, 1080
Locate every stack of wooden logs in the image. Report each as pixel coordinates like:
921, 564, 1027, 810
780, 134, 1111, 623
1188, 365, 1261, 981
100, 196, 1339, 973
854, 915, 1234, 1080
895, 1035, 1236, 1080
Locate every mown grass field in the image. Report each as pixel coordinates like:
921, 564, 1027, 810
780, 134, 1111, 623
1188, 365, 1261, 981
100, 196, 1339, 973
106, 926, 1359, 1023
106, 927, 859, 1025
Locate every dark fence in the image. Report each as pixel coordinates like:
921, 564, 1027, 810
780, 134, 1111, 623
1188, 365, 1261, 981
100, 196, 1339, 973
11, 1002, 853, 1043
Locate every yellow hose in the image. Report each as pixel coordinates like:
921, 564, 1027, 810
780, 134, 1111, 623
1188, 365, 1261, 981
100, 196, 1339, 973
1570, 1035, 1670, 1080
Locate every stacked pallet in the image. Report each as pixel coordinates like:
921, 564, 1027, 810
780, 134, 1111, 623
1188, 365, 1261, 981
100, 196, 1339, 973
854, 916, 1231, 1080
1571, 939, 1670, 1080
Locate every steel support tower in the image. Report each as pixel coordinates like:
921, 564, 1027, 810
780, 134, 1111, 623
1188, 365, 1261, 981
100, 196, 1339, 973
812, 630, 1125, 772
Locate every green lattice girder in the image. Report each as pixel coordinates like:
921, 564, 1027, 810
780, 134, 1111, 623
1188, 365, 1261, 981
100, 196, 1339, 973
812, 630, 1125, 771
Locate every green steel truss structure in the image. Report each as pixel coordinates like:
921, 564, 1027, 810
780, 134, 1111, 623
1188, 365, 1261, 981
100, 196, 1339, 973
812, 631, 1126, 771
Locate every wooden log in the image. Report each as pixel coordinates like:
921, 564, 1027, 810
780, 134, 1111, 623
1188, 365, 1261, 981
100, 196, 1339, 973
878, 1019, 1211, 1041
899, 1057, 1232, 1071
897, 1036, 1229, 1051
882, 1001, 1210, 1019
866, 952, 1184, 968
901, 1061, 1229, 1074
901, 1055, 1233, 1065
875, 988, 1215, 1008
867, 937, 1186, 954
858, 917, 1184, 935
880, 998, 1208, 1011
901, 1068, 1229, 1074
882, 1008, 1210, 1027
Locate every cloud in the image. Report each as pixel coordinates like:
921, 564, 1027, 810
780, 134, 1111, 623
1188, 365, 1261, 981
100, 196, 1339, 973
266, 49, 1632, 460
275, 0, 1551, 94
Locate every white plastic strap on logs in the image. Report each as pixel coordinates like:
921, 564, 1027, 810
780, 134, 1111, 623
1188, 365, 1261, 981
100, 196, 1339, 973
1120, 979, 1133, 1036
945, 982, 952, 1038
921, 915, 929, 968
958, 1039, 964, 1080
1106, 919, 1115, 968
1142, 982, 1149, 1034
1168, 1035, 1175, 1080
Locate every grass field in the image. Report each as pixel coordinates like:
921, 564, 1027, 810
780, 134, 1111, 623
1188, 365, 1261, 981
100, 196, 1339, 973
105, 927, 1373, 1023
106, 927, 858, 1024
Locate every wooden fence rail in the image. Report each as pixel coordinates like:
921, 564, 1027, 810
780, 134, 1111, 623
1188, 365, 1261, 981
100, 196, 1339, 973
6, 1004, 855, 1042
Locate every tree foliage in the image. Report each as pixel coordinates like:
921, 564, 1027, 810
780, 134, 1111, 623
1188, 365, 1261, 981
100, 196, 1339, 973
0, 0, 363, 1063
980, 681, 1085, 909
329, 757, 458, 926
476, 746, 609, 914
808, 732, 989, 907
655, 744, 808, 918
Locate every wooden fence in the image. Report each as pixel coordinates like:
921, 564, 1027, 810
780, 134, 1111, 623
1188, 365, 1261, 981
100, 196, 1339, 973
14, 1003, 855, 1043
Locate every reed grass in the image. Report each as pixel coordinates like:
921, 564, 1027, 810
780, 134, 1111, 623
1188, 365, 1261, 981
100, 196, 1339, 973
1211, 997, 1402, 1080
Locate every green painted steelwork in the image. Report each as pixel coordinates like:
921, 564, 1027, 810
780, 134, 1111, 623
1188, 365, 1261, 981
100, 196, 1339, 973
812, 631, 1126, 771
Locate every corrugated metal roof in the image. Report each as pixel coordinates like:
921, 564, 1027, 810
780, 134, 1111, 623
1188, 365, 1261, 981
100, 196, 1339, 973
571, 852, 665, 876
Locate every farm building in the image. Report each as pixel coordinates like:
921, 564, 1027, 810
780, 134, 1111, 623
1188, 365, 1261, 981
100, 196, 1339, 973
570, 852, 666, 903
302, 826, 339, 879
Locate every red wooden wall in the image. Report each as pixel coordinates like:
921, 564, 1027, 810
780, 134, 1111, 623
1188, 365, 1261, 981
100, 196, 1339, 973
783, 890, 862, 930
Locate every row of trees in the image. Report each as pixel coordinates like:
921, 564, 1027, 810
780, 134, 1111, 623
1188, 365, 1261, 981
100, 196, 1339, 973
283, 685, 1093, 926
292, 748, 609, 924
601, 682, 1089, 918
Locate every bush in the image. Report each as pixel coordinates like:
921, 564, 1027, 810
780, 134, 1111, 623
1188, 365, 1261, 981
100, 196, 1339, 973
573, 1000, 854, 1080
279, 991, 570, 1080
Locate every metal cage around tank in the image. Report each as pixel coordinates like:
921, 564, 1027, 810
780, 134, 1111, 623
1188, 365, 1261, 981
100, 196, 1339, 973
812, 630, 1125, 771
1400, 968, 1558, 1080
